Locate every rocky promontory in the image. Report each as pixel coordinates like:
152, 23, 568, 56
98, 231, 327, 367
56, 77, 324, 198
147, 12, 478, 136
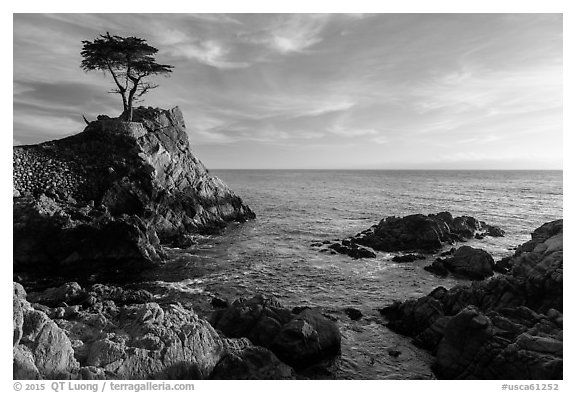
380, 219, 563, 379
13, 107, 255, 278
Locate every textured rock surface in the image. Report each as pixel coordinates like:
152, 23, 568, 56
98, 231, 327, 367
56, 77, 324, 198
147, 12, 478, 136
425, 246, 495, 280
13, 283, 79, 379
210, 294, 341, 369
380, 219, 563, 379
318, 212, 504, 258
14, 107, 254, 276
14, 282, 294, 380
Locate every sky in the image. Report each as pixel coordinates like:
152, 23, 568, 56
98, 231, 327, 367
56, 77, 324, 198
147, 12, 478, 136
13, 13, 563, 169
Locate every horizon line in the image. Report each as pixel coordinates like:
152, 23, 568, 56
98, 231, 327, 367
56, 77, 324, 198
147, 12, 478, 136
209, 168, 563, 171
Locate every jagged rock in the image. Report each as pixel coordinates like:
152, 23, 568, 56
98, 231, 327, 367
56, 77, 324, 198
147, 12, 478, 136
433, 306, 562, 379
380, 295, 445, 337
14, 107, 254, 278
28, 282, 84, 307
210, 294, 293, 349
14, 282, 303, 380
381, 220, 563, 379
13, 283, 79, 379
210, 295, 341, 369
326, 212, 504, 258
76, 302, 225, 379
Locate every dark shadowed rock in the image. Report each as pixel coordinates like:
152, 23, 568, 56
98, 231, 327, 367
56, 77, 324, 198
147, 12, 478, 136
328, 242, 376, 259
211, 338, 294, 379
392, 254, 426, 263
272, 309, 341, 368
344, 307, 363, 321
210, 295, 341, 369
494, 256, 513, 274
323, 212, 504, 259
211, 296, 229, 309
424, 259, 449, 277
443, 246, 495, 280
27, 282, 84, 307
210, 294, 293, 349
381, 219, 563, 379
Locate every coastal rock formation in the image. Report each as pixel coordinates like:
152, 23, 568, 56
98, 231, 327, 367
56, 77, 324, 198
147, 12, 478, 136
13, 283, 79, 379
210, 294, 341, 369
316, 212, 504, 259
424, 246, 495, 280
14, 283, 293, 380
13, 107, 254, 277
380, 219, 563, 379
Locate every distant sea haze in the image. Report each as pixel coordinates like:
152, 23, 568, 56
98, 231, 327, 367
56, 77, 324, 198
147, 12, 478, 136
145, 169, 562, 379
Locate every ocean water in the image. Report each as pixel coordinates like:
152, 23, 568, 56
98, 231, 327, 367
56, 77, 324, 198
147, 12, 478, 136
141, 170, 563, 379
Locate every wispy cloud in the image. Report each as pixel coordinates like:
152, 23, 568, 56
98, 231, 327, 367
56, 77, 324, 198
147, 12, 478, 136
175, 40, 250, 69
412, 64, 562, 116
250, 14, 332, 54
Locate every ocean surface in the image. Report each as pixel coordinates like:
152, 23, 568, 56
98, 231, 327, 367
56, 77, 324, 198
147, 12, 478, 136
141, 170, 563, 379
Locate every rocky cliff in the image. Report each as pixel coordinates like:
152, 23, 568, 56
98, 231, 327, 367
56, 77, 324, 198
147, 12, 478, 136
380, 219, 563, 379
13, 107, 255, 277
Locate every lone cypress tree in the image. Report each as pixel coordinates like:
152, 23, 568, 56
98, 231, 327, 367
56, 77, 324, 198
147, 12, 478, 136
81, 32, 173, 121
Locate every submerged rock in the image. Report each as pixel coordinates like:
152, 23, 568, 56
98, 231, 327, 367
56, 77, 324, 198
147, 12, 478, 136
381, 219, 563, 379
327, 242, 376, 259
392, 254, 426, 263
14, 107, 254, 278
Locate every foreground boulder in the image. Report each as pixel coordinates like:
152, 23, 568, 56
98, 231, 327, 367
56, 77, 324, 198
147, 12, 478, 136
14, 283, 292, 380
381, 219, 563, 379
317, 212, 504, 258
425, 246, 495, 280
14, 107, 254, 277
210, 294, 341, 369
